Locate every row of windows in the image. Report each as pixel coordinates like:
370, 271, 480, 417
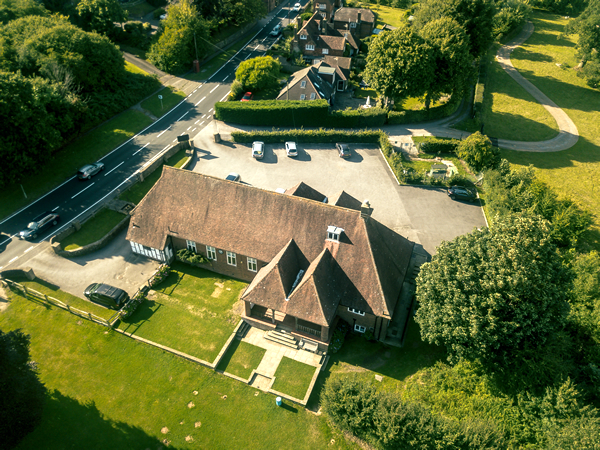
185, 240, 257, 272
299, 93, 317, 100
304, 44, 329, 55
348, 307, 365, 316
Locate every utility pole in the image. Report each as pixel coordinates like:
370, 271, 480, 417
193, 32, 199, 62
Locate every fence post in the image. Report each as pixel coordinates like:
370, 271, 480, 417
44, 294, 48, 302
89, 312, 93, 320
23, 285, 28, 296
67, 304, 71, 312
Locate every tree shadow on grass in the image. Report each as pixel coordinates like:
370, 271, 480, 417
118, 300, 160, 334
513, 48, 554, 63
18, 389, 174, 450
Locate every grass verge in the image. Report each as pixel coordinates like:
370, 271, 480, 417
59, 209, 126, 251
188, 38, 249, 82
0, 110, 152, 221
1, 289, 349, 449
116, 262, 246, 362
141, 86, 186, 118
271, 357, 316, 400
216, 340, 266, 379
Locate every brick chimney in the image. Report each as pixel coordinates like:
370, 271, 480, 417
357, 11, 361, 23
360, 200, 372, 222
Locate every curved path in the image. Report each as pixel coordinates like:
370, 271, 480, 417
385, 21, 579, 152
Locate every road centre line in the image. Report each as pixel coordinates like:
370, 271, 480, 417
199, 121, 205, 126
219, 93, 229, 102
52, 206, 59, 211
133, 143, 149, 156
104, 161, 124, 176
210, 84, 220, 93
187, 126, 191, 130
157, 127, 170, 138
176, 111, 190, 121
195, 96, 206, 106
9, 257, 18, 264
71, 183, 95, 199
222, 75, 229, 82
24, 246, 34, 253
208, 108, 213, 113
244, 53, 251, 60
192, 128, 196, 132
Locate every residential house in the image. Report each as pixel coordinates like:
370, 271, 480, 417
126, 167, 414, 351
294, 11, 358, 61
313, 0, 338, 21
276, 65, 335, 102
319, 56, 352, 91
332, 7, 376, 39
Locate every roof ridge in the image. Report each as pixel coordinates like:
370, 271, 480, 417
360, 218, 390, 317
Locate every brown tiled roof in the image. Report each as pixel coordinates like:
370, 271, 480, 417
322, 56, 351, 80
277, 66, 334, 101
285, 182, 327, 202
127, 167, 413, 318
334, 7, 375, 23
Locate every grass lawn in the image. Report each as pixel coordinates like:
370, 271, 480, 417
1, 291, 351, 449
355, 87, 377, 99
271, 357, 316, 400
59, 209, 126, 251
118, 148, 188, 204
117, 262, 246, 362
188, 38, 248, 82
484, 11, 600, 250
10, 279, 116, 321
216, 340, 266, 379
354, 2, 407, 28
0, 108, 152, 221
141, 86, 186, 118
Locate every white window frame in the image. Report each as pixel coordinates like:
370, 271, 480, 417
186, 240, 197, 252
247, 257, 258, 272
226, 251, 237, 266
300, 94, 306, 100
300, 80, 306, 88
318, 3, 326, 9
350, 22, 357, 28
206, 245, 217, 261
348, 307, 365, 316
300, 34, 307, 40
305, 44, 315, 51
322, 48, 329, 54
310, 93, 316, 100
320, 12, 326, 18
354, 324, 366, 333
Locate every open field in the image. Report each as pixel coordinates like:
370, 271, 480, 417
353, 2, 407, 28
1, 289, 350, 450
59, 209, 126, 251
117, 262, 246, 362
490, 12, 600, 250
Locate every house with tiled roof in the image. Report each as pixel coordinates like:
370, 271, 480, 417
276, 65, 335, 102
313, 0, 341, 21
333, 7, 376, 39
126, 166, 414, 351
294, 11, 358, 61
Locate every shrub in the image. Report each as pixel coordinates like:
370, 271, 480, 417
457, 131, 500, 172
231, 128, 383, 144
177, 248, 209, 265
387, 98, 460, 125
153, 8, 165, 19
328, 107, 387, 128
418, 138, 460, 155
215, 100, 330, 127
329, 321, 349, 353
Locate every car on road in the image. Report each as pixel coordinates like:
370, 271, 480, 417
336, 143, 351, 159
241, 92, 253, 101
270, 23, 282, 36
225, 172, 241, 182
292, 2, 301, 11
252, 141, 264, 159
447, 186, 477, 202
77, 162, 105, 180
19, 211, 60, 240
285, 141, 298, 157
84, 283, 130, 309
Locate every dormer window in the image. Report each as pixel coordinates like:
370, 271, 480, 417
300, 34, 307, 40
327, 225, 344, 242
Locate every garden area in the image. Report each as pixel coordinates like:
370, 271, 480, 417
271, 357, 317, 400
216, 340, 266, 379
116, 262, 246, 362
59, 208, 127, 251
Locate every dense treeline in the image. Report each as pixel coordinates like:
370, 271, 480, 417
0, 0, 159, 188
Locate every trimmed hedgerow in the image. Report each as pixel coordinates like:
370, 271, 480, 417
419, 138, 461, 155
231, 128, 383, 144
214, 100, 330, 127
328, 107, 387, 128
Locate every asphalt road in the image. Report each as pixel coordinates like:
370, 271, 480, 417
0, 1, 308, 270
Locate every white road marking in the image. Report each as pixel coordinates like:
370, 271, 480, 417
0, 266, 3, 270
222, 75, 229, 82
193, 88, 198, 93
24, 246, 34, 253
219, 93, 229, 102
195, 96, 206, 106
201, 114, 206, 119
9, 257, 18, 263
244, 53, 251, 60
104, 161, 124, 176
194, 120, 199, 124
157, 127, 170, 137
52, 206, 59, 211
191, 128, 197, 132
210, 84, 220, 93
187, 126, 191, 130
177, 111, 190, 121
199, 121, 205, 126
173, 139, 177, 142
208, 108, 213, 113
71, 183, 95, 199
162, 145, 171, 152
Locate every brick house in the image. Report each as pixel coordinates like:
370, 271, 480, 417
313, 0, 340, 21
276, 65, 336, 102
126, 167, 414, 351
294, 11, 358, 61
332, 7, 376, 39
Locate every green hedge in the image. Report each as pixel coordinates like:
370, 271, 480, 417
231, 128, 383, 144
419, 138, 460, 154
215, 100, 330, 127
328, 107, 387, 127
387, 98, 460, 125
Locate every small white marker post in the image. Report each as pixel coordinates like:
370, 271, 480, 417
158, 94, 163, 111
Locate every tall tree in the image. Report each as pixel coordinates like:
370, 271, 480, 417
219, 0, 266, 27
565, 0, 600, 88
76, 0, 127, 36
414, 0, 495, 58
419, 17, 474, 107
415, 214, 571, 368
364, 25, 434, 106
0, 0, 48, 24
456, 131, 500, 172
235, 55, 281, 92
147, 0, 210, 73
0, 329, 46, 448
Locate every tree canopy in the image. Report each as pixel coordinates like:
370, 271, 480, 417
235, 55, 281, 92
0, 328, 46, 448
415, 214, 571, 367
457, 131, 500, 172
76, 0, 127, 36
147, 0, 210, 73
565, 0, 600, 88
364, 25, 434, 106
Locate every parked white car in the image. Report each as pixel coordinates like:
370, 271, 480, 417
252, 141, 264, 159
285, 141, 298, 157
292, 3, 301, 11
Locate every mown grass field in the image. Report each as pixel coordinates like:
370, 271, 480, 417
488, 11, 600, 250
1, 288, 350, 450
272, 357, 317, 400
59, 209, 126, 251
216, 340, 266, 379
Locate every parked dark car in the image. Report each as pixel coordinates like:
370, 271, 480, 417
77, 162, 104, 180
336, 143, 351, 159
447, 186, 477, 202
19, 211, 60, 240
84, 283, 129, 309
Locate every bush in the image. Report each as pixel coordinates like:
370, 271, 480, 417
153, 8, 165, 19
177, 248, 209, 265
231, 128, 383, 144
418, 138, 460, 155
215, 100, 330, 127
328, 107, 387, 128
457, 131, 500, 172
329, 321, 349, 353
387, 98, 460, 125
